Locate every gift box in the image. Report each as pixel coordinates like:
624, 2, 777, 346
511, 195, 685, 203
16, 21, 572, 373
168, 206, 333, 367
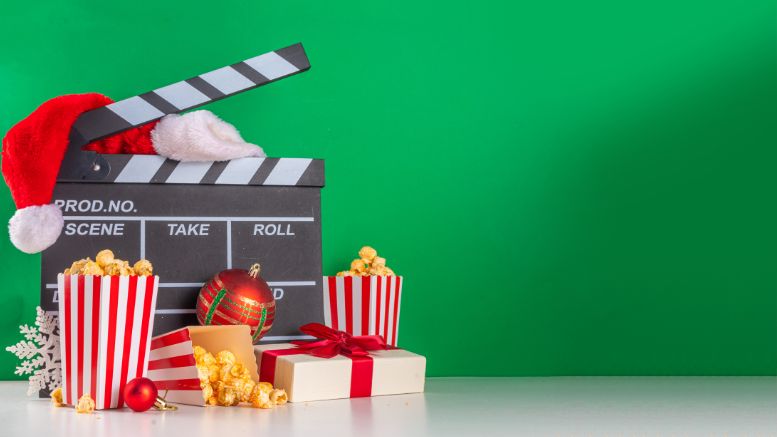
323, 275, 404, 346
147, 325, 259, 406
254, 323, 424, 403
57, 274, 159, 409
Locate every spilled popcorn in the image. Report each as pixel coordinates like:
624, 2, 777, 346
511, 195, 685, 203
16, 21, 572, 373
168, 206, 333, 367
194, 345, 286, 409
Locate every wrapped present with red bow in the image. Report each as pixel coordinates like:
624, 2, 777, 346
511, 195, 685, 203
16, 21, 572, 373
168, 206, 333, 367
254, 323, 425, 402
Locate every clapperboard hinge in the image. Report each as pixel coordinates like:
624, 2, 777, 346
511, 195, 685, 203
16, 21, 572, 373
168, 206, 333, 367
59, 43, 313, 184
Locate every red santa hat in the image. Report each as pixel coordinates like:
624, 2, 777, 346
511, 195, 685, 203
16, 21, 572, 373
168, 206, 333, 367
2, 93, 263, 254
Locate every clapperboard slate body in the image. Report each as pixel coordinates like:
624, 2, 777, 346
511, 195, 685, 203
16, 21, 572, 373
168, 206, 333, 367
40, 43, 325, 341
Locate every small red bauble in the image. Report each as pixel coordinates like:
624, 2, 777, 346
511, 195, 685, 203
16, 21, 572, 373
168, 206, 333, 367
124, 377, 158, 412
196, 263, 275, 344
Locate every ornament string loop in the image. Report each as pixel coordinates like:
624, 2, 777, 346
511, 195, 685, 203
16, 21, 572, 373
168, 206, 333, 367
249, 263, 261, 278
154, 391, 178, 411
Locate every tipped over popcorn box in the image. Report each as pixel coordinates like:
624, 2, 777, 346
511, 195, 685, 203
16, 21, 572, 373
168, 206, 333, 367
147, 325, 259, 406
323, 275, 404, 346
57, 274, 159, 409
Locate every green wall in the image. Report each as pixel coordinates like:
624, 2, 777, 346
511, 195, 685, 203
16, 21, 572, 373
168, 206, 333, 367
1, 1, 775, 377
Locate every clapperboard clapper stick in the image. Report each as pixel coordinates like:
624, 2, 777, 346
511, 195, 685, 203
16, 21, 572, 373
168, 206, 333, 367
59, 43, 310, 181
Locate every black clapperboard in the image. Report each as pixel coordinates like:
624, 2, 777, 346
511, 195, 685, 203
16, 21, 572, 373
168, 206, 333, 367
40, 43, 324, 342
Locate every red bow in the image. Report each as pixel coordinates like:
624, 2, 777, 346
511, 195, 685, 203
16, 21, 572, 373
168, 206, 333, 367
290, 323, 389, 359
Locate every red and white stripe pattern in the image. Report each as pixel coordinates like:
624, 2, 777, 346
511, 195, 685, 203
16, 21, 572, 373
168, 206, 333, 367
323, 276, 403, 346
57, 274, 158, 410
147, 328, 203, 406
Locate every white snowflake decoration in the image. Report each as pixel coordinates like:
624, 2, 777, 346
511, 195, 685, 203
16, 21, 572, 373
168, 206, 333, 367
5, 306, 61, 395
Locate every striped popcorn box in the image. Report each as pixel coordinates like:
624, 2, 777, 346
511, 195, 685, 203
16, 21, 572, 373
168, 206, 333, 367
57, 274, 159, 410
323, 276, 404, 347
147, 325, 258, 406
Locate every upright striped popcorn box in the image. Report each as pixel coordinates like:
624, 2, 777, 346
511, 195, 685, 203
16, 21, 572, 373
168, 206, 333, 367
57, 274, 159, 410
323, 276, 403, 346
147, 325, 258, 406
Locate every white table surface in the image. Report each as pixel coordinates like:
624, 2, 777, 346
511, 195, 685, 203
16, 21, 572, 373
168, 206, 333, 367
0, 377, 774, 437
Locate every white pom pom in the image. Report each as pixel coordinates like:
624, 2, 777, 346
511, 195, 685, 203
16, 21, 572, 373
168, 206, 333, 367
151, 110, 265, 162
8, 204, 64, 254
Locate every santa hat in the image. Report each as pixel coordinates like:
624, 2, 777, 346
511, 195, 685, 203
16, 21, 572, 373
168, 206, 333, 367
2, 93, 264, 254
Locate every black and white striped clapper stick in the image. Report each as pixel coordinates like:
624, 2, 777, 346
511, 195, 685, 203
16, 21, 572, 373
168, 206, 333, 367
68, 43, 310, 149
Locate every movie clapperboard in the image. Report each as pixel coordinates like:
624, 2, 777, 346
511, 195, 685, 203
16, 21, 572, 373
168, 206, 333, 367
40, 43, 325, 342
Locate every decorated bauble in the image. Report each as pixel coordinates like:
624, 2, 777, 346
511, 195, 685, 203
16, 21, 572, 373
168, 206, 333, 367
196, 263, 275, 344
124, 377, 158, 412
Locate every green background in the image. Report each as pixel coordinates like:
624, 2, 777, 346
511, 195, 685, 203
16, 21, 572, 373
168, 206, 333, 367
0, 1, 775, 378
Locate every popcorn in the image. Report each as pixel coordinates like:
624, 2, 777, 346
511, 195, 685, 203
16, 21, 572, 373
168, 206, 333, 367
193, 345, 286, 409
249, 386, 273, 409
196, 364, 210, 382
133, 259, 154, 276
216, 350, 236, 366
358, 246, 377, 262
368, 266, 388, 276
80, 261, 104, 276
103, 261, 133, 276
63, 250, 154, 277
200, 352, 216, 366
76, 394, 95, 414
201, 381, 213, 402
256, 381, 273, 394
219, 363, 234, 383
269, 389, 288, 405
95, 249, 114, 267
50, 387, 63, 407
68, 259, 89, 275
350, 259, 367, 273
337, 247, 397, 277
216, 384, 237, 406
238, 379, 256, 403
193, 345, 207, 359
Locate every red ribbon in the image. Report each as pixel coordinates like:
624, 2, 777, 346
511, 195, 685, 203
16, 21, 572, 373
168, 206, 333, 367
259, 323, 390, 398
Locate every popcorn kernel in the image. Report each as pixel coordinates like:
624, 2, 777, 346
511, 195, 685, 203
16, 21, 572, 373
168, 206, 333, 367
50, 387, 63, 407
270, 389, 288, 405
95, 249, 114, 267
193, 346, 207, 359
350, 259, 367, 273
133, 259, 154, 276
76, 394, 95, 414
358, 246, 377, 261
80, 261, 104, 276
216, 350, 236, 366
250, 386, 273, 409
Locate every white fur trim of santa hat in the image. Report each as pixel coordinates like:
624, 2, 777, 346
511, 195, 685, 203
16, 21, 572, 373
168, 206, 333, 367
151, 110, 265, 162
8, 204, 64, 254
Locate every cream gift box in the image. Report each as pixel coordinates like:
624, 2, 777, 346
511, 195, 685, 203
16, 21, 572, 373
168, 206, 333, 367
254, 342, 426, 403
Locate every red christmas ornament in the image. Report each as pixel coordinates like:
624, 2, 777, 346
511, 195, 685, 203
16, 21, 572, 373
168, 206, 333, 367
124, 377, 158, 412
196, 263, 276, 344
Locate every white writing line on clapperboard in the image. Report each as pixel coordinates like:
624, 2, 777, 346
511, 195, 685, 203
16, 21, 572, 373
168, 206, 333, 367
61, 216, 314, 221
45, 281, 316, 289
46, 281, 315, 305
43, 307, 314, 342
